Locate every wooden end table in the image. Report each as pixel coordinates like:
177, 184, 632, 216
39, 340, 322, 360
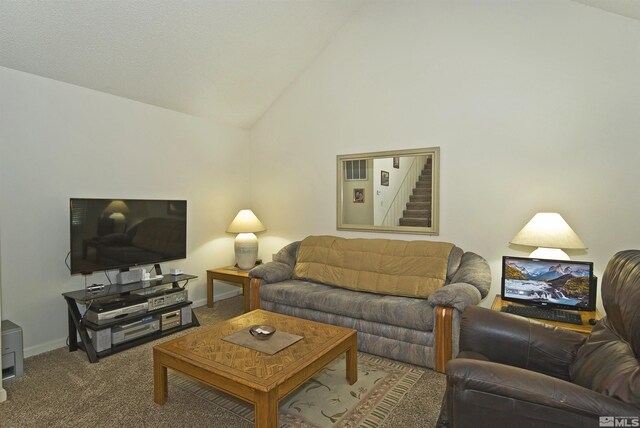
153, 309, 357, 428
491, 295, 602, 334
207, 266, 250, 313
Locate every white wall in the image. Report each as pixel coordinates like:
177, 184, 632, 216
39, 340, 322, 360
250, 0, 640, 311
0, 67, 250, 356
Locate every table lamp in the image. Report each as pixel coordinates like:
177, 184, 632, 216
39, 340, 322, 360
510, 212, 586, 260
226, 209, 266, 270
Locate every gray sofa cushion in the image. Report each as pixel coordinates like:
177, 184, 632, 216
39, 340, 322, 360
446, 246, 464, 282
259, 279, 434, 331
273, 241, 300, 268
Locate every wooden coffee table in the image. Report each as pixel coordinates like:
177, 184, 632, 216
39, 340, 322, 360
153, 309, 358, 428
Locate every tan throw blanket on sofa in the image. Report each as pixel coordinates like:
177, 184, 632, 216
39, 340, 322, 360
292, 236, 454, 298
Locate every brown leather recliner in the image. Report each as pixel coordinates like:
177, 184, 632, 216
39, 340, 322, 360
437, 250, 640, 428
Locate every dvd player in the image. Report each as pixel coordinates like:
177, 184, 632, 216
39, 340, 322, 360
112, 316, 159, 345
86, 294, 149, 323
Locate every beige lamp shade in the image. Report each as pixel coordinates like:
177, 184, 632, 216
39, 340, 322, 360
226, 209, 266, 234
227, 210, 266, 270
510, 212, 586, 260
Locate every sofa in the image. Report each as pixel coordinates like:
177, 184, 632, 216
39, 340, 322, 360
249, 235, 491, 371
436, 249, 640, 427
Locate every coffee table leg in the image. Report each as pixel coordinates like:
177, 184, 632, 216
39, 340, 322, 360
153, 352, 168, 405
255, 390, 278, 428
346, 335, 358, 385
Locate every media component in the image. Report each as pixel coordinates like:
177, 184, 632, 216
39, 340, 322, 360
501, 256, 596, 311
160, 310, 181, 331
144, 288, 188, 311
69, 198, 187, 276
85, 294, 149, 323
111, 316, 160, 345
116, 268, 144, 285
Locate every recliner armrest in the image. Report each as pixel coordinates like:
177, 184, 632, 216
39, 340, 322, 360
445, 359, 638, 424
459, 306, 586, 380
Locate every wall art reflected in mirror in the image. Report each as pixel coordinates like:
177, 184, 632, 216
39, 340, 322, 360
337, 147, 439, 235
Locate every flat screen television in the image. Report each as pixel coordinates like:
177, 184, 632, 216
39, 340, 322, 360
69, 198, 187, 275
501, 256, 596, 311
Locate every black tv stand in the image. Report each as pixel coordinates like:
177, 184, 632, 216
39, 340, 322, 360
62, 274, 199, 363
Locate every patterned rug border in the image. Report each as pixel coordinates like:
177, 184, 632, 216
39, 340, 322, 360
168, 353, 424, 428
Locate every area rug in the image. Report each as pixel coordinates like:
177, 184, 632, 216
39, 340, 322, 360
168, 353, 424, 427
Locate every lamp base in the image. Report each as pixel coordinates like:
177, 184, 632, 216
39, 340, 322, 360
234, 232, 259, 270
529, 247, 570, 260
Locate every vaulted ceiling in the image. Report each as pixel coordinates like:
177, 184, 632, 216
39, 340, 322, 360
1, 0, 637, 130
0, 0, 365, 129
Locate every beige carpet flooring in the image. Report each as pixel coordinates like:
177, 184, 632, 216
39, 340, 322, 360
0, 295, 445, 427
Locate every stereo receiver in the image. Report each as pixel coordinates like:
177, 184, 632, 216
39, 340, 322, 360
146, 288, 188, 311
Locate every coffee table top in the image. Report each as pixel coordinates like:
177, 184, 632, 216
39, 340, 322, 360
153, 309, 356, 392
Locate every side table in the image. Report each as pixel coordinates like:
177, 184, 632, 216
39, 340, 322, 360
491, 295, 602, 334
207, 266, 250, 313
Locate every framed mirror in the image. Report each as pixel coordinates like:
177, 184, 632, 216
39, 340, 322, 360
337, 147, 440, 235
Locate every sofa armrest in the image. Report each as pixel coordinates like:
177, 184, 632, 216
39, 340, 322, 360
428, 282, 482, 311
445, 359, 638, 424
249, 277, 262, 310
428, 281, 483, 373
249, 261, 293, 284
428, 251, 490, 312
459, 306, 586, 381
248, 261, 294, 311
449, 252, 491, 299
434, 306, 455, 373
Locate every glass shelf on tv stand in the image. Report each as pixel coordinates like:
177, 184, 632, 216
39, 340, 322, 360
63, 273, 197, 303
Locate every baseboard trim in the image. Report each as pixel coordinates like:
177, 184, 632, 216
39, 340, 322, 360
205, 288, 242, 305
24, 337, 66, 359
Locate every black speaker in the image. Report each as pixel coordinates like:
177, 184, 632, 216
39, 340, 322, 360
154, 263, 162, 276
588, 275, 598, 311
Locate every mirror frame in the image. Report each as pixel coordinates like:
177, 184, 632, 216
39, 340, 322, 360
337, 147, 440, 235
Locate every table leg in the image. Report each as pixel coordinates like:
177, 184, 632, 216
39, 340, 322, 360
153, 352, 168, 405
346, 335, 358, 385
207, 270, 214, 308
242, 279, 250, 313
255, 390, 278, 428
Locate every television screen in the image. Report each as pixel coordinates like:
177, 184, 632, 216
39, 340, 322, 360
501, 256, 595, 311
69, 198, 187, 275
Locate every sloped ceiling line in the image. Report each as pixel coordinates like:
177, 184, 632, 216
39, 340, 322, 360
1, 0, 637, 129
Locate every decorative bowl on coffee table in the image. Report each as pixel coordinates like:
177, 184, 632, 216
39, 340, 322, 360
249, 324, 276, 340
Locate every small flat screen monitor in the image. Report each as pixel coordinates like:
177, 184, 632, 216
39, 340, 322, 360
501, 256, 596, 311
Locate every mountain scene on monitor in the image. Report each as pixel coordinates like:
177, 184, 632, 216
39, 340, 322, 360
504, 259, 591, 308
